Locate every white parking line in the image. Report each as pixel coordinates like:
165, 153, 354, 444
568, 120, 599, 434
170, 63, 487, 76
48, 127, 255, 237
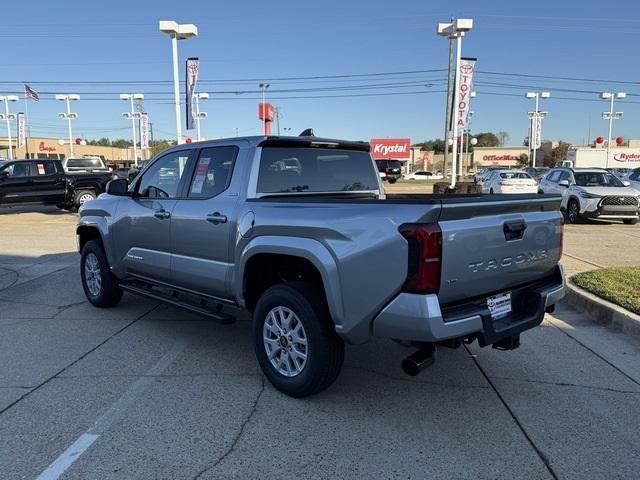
35, 340, 187, 480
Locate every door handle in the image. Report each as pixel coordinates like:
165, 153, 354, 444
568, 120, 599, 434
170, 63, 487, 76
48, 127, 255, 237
153, 209, 171, 220
503, 220, 527, 241
206, 212, 228, 224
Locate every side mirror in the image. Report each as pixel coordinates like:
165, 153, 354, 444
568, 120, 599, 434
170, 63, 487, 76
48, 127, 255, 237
623, 180, 631, 187
106, 178, 129, 196
0, 171, 8, 178
558, 180, 570, 187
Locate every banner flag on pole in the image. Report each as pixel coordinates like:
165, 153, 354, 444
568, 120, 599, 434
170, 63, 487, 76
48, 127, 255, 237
532, 115, 542, 149
24, 84, 40, 103
455, 57, 476, 130
140, 113, 149, 149
185, 58, 199, 131
17, 113, 26, 148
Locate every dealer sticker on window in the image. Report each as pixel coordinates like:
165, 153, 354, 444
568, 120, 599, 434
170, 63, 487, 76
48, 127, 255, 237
487, 292, 512, 319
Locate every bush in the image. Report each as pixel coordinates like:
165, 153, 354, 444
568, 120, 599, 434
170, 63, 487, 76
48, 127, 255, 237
573, 267, 640, 315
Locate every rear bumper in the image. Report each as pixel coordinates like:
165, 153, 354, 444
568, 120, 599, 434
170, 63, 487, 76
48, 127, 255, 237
372, 264, 565, 345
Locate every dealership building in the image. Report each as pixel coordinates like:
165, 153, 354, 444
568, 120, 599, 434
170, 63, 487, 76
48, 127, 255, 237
0, 137, 147, 167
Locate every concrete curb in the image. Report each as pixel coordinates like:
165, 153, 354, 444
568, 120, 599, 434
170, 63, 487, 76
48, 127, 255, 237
562, 280, 640, 339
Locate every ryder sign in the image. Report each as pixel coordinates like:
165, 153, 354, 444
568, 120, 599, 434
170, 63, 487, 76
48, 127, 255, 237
370, 138, 410, 159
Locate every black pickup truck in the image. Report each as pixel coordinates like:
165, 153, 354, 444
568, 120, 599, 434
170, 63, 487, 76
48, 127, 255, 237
0, 159, 115, 210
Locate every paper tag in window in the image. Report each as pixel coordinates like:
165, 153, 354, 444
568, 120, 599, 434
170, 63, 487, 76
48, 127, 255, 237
37, 164, 45, 175
190, 158, 211, 194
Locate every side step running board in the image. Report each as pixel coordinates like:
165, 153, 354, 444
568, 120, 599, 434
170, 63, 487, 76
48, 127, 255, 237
119, 283, 236, 324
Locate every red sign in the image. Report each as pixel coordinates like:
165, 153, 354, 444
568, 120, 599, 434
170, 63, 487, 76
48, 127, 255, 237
258, 103, 275, 122
370, 138, 411, 159
39, 142, 56, 152
422, 152, 430, 170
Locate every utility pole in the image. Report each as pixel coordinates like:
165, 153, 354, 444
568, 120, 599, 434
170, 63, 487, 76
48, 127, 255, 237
275, 107, 281, 136
442, 23, 454, 178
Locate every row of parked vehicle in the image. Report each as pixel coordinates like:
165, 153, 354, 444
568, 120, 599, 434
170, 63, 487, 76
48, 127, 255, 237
474, 165, 640, 224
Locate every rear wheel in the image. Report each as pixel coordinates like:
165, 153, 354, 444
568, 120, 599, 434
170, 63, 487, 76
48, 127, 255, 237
623, 218, 639, 225
74, 189, 97, 209
388, 179, 397, 184
253, 282, 344, 398
489, 188, 494, 194
566, 199, 581, 224
80, 239, 123, 307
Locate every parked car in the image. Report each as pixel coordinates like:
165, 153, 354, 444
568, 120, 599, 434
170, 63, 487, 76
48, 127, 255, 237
622, 168, 640, 192
77, 135, 565, 398
127, 160, 149, 182
0, 159, 115, 209
483, 170, 538, 194
403, 170, 443, 181
375, 159, 402, 183
61, 156, 110, 173
524, 167, 550, 181
539, 167, 640, 224
475, 166, 502, 184
111, 167, 132, 180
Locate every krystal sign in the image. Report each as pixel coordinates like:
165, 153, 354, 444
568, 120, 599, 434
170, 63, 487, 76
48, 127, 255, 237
370, 138, 411, 159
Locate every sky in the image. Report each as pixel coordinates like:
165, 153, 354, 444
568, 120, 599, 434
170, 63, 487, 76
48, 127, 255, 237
2, 0, 640, 146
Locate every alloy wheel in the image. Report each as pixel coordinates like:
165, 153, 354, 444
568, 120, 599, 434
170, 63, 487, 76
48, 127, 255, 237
263, 306, 308, 377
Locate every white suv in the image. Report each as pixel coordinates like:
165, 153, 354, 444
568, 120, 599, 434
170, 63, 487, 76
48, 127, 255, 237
539, 168, 640, 224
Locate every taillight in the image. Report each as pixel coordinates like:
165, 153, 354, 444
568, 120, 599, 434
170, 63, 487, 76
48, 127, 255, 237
557, 215, 564, 259
399, 223, 442, 293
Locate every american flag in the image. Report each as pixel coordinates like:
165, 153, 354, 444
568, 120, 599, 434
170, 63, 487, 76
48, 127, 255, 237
24, 84, 39, 103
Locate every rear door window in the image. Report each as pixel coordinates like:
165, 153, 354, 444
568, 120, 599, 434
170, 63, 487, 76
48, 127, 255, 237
188, 146, 238, 198
34, 162, 57, 175
258, 148, 379, 194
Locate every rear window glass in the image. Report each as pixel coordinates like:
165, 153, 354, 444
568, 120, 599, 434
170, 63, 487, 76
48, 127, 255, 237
258, 148, 379, 194
500, 172, 531, 179
66, 158, 104, 168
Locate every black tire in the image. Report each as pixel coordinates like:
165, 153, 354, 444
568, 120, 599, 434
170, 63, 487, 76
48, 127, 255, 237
80, 239, 123, 308
566, 199, 581, 224
388, 179, 397, 184
489, 188, 494, 194
253, 282, 344, 398
538, 190, 544, 194
74, 189, 97, 209
623, 218, 639, 225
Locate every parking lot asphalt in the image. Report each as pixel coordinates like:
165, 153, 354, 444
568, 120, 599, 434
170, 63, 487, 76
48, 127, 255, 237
1, 206, 640, 479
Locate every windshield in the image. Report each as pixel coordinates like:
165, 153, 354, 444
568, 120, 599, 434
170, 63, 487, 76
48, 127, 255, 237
66, 158, 104, 168
574, 172, 624, 187
258, 147, 379, 194
500, 172, 531, 179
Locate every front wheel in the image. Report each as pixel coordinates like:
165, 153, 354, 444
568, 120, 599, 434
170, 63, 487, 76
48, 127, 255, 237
80, 239, 123, 307
623, 218, 639, 225
74, 189, 97, 209
566, 199, 581, 224
253, 282, 344, 398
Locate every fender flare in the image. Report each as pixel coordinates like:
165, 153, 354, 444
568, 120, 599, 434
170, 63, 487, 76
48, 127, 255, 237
76, 216, 113, 265
236, 236, 345, 326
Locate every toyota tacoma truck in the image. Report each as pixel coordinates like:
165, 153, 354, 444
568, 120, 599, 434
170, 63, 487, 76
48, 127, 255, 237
77, 135, 565, 397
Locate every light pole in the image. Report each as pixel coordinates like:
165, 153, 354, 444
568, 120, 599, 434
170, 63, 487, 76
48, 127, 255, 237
55, 94, 80, 157
159, 20, 198, 145
194, 92, 209, 141
525, 91, 550, 167
120, 93, 144, 166
600, 92, 625, 168
259, 83, 270, 135
437, 18, 473, 188
0, 96, 18, 160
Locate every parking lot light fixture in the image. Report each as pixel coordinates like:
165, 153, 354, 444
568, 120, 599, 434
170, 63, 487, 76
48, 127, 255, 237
160, 20, 198, 145
525, 91, 550, 167
55, 94, 80, 156
600, 91, 625, 168
195, 92, 209, 141
437, 18, 473, 188
0, 95, 18, 160
120, 94, 144, 166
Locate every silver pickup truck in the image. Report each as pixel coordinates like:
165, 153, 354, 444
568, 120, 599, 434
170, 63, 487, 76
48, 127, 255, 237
77, 136, 565, 397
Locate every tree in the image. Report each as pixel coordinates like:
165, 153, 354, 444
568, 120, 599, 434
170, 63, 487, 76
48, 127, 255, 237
497, 131, 510, 146
474, 132, 501, 148
149, 140, 174, 157
86, 137, 111, 146
411, 139, 446, 154
522, 136, 530, 147
544, 142, 570, 167
111, 139, 133, 149
517, 153, 529, 168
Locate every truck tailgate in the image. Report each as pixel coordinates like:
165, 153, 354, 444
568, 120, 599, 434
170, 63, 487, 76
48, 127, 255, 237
437, 195, 562, 305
